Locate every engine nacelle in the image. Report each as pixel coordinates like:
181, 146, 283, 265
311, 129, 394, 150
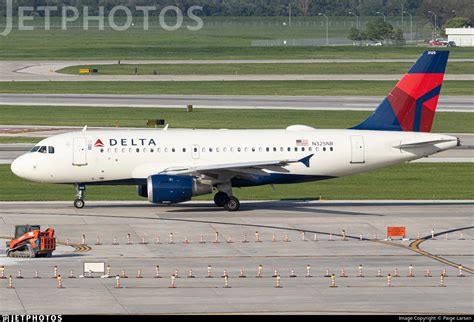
136, 185, 148, 198
147, 174, 212, 204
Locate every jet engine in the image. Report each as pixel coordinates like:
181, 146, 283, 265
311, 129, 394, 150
146, 174, 212, 204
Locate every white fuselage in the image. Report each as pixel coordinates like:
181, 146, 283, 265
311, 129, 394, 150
11, 125, 458, 187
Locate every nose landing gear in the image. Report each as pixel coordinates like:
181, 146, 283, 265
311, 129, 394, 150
74, 184, 86, 209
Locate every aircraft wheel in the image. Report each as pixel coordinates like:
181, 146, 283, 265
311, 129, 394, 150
74, 199, 85, 209
214, 192, 229, 207
224, 197, 240, 212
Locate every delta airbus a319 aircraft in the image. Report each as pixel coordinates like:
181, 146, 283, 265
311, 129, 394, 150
11, 51, 459, 211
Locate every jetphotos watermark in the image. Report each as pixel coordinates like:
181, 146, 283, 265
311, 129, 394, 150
0, 0, 203, 36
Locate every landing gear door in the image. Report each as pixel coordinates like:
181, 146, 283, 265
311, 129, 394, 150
191, 144, 200, 159
73, 137, 88, 166
350, 135, 365, 164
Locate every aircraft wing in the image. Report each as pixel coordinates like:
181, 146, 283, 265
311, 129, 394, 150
160, 154, 314, 177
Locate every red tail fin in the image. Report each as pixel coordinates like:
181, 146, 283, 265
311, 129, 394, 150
353, 51, 449, 132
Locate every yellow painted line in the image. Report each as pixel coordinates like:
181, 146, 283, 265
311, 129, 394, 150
409, 238, 474, 274
56, 242, 92, 253
372, 235, 473, 274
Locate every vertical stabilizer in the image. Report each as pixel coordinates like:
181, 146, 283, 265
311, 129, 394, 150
352, 51, 449, 132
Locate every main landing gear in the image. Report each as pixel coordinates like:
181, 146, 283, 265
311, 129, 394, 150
213, 191, 240, 211
74, 184, 86, 209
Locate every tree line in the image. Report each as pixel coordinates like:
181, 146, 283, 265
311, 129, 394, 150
348, 18, 405, 45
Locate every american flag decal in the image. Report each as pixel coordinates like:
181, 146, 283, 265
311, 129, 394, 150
296, 139, 308, 146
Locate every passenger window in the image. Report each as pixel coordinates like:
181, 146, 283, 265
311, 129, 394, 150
150, 148, 154, 152
48, 146, 55, 154
114, 148, 118, 153
216, 147, 220, 152
301, 147, 305, 152
323, 147, 326, 152
237, 147, 241, 152
308, 147, 312, 152
193, 148, 197, 152
136, 148, 140, 153
287, 147, 291, 152
294, 147, 298, 152
183, 148, 186, 152
266, 147, 270, 152
330, 147, 334, 151
143, 148, 147, 153
223, 147, 227, 152
172, 148, 175, 152
244, 147, 248, 152
164, 148, 168, 152
280, 147, 284, 152
209, 148, 213, 152
122, 148, 126, 153
273, 147, 277, 152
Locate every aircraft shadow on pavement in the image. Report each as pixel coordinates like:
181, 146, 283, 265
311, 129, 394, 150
82, 200, 473, 216
163, 201, 384, 216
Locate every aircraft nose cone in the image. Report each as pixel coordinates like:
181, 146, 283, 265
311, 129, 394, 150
11, 157, 21, 177
11, 155, 27, 179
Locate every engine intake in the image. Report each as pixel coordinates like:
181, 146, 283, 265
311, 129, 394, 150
147, 174, 212, 204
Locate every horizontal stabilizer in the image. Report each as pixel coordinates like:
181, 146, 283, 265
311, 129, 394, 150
394, 139, 456, 149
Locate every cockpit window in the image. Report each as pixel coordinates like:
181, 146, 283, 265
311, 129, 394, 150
30, 145, 55, 154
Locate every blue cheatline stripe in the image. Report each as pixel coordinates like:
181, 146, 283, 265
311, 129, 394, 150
413, 85, 441, 132
232, 173, 335, 187
79, 174, 336, 188
408, 51, 449, 74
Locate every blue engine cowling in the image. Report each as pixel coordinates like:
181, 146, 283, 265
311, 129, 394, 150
147, 174, 212, 204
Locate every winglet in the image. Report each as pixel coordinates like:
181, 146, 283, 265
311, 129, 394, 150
298, 154, 314, 168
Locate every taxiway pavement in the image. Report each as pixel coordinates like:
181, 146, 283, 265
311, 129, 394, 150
0, 200, 472, 315
0, 94, 472, 112
1, 60, 473, 82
